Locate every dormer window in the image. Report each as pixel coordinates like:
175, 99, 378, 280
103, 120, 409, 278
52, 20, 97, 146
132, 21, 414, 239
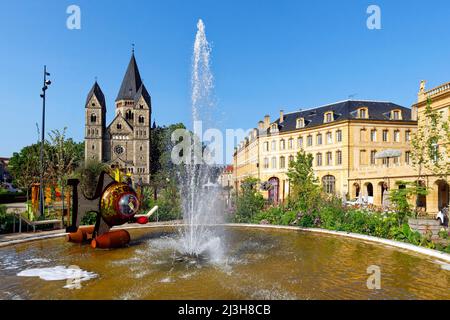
324, 111, 334, 123
391, 110, 402, 120
296, 118, 305, 129
357, 107, 369, 119
271, 123, 278, 132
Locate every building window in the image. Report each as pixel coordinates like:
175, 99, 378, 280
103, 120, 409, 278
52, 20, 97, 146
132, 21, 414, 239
140, 104, 144, 109
316, 134, 322, 145
87, 129, 91, 136
140, 146, 143, 151
322, 175, 336, 194
307, 135, 313, 147
296, 118, 305, 128
405, 151, 411, 164
297, 137, 303, 148
382, 158, 388, 166
326, 152, 332, 165
394, 130, 400, 142
324, 112, 334, 123
360, 150, 367, 165
280, 156, 286, 169
360, 129, 367, 142
90, 114, 97, 123
271, 140, 276, 151
391, 110, 401, 120
92, 144, 95, 150
264, 142, 269, 152
326, 132, 332, 144
358, 108, 368, 119
393, 156, 399, 165
370, 150, 377, 165
125, 110, 134, 120
316, 153, 322, 166
264, 158, 269, 169
336, 130, 342, 142
370, 129, 377, 142
271, 124, 278, 132
138, 115, 145, 124
336, 150, 342, 165
280, 139, 285, 150
117, 123, 122, 130
382, 130, 389, 142
288, 138, 294, 149
289, 155, 294, 164
405, 130, 411, 142
271, 157, 277, 169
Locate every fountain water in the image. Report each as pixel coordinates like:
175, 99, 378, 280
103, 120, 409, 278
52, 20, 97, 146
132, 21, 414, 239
176, 19, 224, 261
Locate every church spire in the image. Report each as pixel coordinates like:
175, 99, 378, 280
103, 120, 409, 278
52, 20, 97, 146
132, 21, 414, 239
115, 51, 142, 102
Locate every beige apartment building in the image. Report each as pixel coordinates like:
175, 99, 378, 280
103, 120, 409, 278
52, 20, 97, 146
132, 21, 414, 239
233, 100, 418, 206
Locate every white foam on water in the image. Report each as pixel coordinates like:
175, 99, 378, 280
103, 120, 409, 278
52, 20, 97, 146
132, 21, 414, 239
24, 258, 50, 263
17, 266, 97, 285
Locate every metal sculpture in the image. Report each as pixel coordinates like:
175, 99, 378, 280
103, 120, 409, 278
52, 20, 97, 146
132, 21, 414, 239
66, 171, 149, 248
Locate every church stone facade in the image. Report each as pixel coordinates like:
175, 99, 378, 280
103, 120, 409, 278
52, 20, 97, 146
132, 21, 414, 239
84, 52, 152, 184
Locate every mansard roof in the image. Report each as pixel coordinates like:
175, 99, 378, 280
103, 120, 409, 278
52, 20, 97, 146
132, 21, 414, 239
85, 81, 105, 108
116, 53, 143, 101
268, 100, 414, 134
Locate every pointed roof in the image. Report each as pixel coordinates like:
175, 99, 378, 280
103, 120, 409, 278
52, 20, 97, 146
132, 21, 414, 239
134, 83, 151, 106
86, 81, 106, 107
116, 53, 143, 101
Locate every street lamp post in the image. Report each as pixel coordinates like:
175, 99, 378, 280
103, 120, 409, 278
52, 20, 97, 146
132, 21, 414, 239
39, 66, 51, 218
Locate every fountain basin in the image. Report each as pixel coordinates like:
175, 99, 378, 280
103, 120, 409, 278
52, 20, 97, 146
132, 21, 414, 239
0, 225, 449, 300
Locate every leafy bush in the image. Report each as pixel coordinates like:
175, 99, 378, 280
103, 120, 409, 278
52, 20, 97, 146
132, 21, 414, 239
81, 211, 97, 225
234, 178, 265, 223
0, 205, 14, 233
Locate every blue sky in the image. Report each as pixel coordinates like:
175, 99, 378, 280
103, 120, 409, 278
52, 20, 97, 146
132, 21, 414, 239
1, 0, 450, 163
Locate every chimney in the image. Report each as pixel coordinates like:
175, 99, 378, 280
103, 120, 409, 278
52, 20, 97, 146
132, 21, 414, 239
411, 105, 418, 121
264, 115, 271, 129
280, 110, 284, 123
258, 121, 264, 131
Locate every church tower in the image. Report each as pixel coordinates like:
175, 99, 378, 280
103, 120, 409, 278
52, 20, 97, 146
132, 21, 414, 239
85, 81, 106, 162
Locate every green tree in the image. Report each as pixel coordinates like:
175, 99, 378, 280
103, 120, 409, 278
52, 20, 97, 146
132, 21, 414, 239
287, 150, 321, 213
235, 177, 265, 222
8, 143, 45, 206
390, 181, 428, 224
46, 128, 84, 224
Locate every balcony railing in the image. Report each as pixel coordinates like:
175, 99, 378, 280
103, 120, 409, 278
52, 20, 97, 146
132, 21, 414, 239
426, 82, 450, 98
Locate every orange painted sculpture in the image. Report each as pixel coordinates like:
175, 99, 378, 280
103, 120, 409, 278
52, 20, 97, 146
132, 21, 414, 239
66, 171, 148, 249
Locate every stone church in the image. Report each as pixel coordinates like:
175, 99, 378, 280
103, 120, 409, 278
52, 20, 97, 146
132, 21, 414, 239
84, 52, 152, 184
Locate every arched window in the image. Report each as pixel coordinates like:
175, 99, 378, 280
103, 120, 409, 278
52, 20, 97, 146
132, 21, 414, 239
138, 115, 145, 124
279, 156, 286, 169
316, 153, 322, 166
296, 118, 305, 128
87, 129, 91, 136
322, 175, 336, 194
280, 139, 285, 150
117, 123, 122, 130
91, 144, 95, 150
126, 110, 134, 120
271, 157, 277, 169
90, 114, 97, 123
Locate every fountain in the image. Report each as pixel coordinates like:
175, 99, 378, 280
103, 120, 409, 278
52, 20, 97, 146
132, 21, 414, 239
0, 20, 449, 300
176, 19, 224, 261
